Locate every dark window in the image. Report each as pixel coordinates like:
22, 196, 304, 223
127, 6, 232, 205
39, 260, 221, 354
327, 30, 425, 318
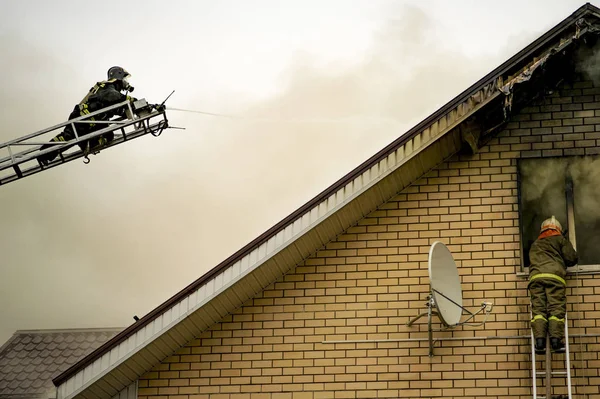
518, 156, 600, 268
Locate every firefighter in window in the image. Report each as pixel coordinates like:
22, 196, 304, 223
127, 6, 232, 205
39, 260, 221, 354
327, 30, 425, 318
528, 216, 578, 354
37, 66, 137, 165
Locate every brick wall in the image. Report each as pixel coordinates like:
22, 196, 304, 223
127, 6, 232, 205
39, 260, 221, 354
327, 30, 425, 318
137, 79, 600, 398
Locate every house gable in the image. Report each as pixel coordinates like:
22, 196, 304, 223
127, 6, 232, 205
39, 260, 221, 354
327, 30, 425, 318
54, 3, 600, 399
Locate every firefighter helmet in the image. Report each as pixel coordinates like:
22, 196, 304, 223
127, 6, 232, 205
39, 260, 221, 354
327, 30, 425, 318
107, 66, 130, 81
107, 66, 132, 91
540, 215, 562, 234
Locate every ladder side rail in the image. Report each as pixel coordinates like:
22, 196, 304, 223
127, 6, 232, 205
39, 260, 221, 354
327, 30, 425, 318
0, 110, 164, 171
0, 100, 132, 149
545, 335, 551, 399
0, 116, 168, 186
532, 326, 538, 399
565, 314, 572, 399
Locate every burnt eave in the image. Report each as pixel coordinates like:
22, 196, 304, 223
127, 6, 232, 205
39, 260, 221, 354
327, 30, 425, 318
53, 2, 600, 388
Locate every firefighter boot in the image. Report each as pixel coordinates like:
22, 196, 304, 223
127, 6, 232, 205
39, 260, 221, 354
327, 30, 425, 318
38, 133, 67, 165
535, 338, 546, 355
38, 129, 76, 165
551, 337, 565, 353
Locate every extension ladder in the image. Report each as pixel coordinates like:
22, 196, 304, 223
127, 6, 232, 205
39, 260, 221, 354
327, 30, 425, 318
531, 313, 572, 399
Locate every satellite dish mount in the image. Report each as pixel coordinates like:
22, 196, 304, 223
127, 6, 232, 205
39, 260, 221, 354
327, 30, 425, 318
406, 241, 493, 357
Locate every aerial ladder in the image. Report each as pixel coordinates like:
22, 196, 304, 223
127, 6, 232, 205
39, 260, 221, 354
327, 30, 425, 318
0, 97, 170, 186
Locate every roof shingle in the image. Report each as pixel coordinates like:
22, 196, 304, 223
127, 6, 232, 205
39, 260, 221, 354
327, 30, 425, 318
0, 329, 121, 399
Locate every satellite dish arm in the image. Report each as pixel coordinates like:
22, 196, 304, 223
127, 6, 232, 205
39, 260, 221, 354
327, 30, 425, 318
405, 295, 439, 327
460, 302, 494, 327
432, 288, 493, 326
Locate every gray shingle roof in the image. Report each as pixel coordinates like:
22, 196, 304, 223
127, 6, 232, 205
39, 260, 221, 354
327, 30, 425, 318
0, 329, 122, 399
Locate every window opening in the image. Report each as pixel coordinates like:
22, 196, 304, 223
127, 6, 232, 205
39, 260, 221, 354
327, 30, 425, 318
518, 155, 600, 272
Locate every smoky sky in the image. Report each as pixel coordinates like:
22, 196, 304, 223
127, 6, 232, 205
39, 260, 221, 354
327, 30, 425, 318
0, 2, 588, 345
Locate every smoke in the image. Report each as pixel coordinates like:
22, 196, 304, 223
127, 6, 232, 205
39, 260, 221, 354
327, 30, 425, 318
520, 156, 600, 265
569, 157, 600, 264
576, 41, 600, 86
201, 5, 500, 203
520, 157, 568, 217
520, 158, 568, 265
0, 5, 502, 345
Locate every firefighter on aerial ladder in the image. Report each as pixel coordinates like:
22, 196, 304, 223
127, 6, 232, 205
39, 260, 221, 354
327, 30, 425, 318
37, 66, 137, 165
528, 216, 578, 354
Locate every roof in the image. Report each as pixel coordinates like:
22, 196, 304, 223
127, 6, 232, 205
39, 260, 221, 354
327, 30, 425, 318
53, 3, 600, 399
0, 329, 122, 399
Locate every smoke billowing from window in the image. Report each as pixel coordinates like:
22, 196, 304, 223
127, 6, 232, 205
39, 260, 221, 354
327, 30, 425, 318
520, 156, 600, 266
569, 157, 600, 264
576, 42, 600, 87
520, 158, 568, 266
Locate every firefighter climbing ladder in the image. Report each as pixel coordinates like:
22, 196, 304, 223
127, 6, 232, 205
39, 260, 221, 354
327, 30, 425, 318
531, 312, 572, 399
0, 98, 169, 187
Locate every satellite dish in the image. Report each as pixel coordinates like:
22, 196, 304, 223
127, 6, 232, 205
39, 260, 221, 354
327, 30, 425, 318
429, 241, 462, 326
406, 241, 493, 357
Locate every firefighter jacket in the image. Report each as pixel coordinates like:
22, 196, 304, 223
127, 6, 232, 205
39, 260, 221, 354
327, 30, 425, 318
78, 80, 130, 118
528, 233, 578, 286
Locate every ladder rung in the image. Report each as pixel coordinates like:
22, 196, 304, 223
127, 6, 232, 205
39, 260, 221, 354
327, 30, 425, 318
535, 371, 568, 376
